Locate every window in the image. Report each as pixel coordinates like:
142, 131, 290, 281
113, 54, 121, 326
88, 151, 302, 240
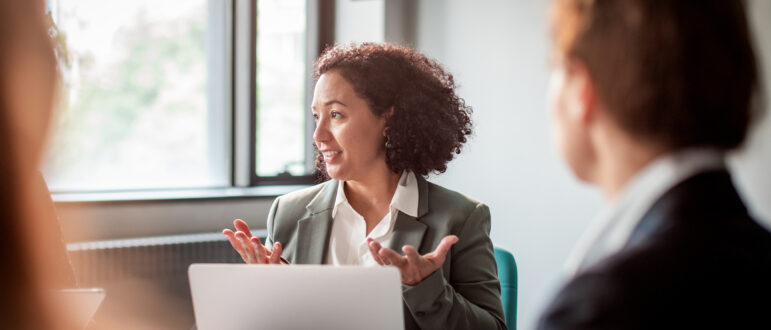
44, 0, 319, 194
255, 0, 309, 178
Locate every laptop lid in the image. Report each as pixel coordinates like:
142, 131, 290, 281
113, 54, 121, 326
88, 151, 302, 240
188, 264, 404, 330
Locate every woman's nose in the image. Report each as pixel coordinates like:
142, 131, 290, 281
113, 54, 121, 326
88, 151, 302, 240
313, 119, 331, 143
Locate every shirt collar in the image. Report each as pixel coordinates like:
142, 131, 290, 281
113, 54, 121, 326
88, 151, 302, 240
391, 171, 420, 218
332, 180, 349, 218
564, 148, 726, 276
332, 171, 420, 219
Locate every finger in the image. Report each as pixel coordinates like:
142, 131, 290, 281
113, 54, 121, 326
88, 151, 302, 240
368, 238, 383, 251
253, 237, 272, 259
432, 235, 459, 259
402, 245, 421, 265
379, 247, 407, 268
233, 219, 253, 237
367, 239, 386, 265
269, 242, 282, 264
239, 232, 258, 263
223, 229, 248, 261
236, 231, 257, 263
369, 239, 389, 265
223, 229, 240, 248
251, 236, 268, 263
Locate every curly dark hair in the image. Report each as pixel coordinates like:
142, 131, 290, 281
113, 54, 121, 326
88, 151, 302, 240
313, 42, 473, 179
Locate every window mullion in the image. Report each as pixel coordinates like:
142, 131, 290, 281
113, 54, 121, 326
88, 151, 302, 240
233, 0, 256, 187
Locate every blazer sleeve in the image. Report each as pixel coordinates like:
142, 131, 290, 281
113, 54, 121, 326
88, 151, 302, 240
263, 197, 280, 247
401, 203, 507, 329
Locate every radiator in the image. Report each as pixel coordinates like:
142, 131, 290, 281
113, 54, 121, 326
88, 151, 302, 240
67, 230, 267, 329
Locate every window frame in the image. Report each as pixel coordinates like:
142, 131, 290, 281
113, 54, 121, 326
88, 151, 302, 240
48, 0, 335, 201
245, 0, 335, 187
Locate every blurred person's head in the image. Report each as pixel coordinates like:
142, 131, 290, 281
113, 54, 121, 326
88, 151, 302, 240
547, 0, 761, 193
0, 0, 72, 328
311, 42, 473, 181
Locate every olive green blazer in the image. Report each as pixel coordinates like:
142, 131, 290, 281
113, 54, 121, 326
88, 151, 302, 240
264, 176, 507, 330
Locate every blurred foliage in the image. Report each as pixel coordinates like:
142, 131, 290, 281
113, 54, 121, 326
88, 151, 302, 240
45, 6, 207, 189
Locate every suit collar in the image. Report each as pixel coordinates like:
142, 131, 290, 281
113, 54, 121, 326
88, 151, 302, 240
312, 174, 430, 217
387, 210, 428, 252
626, 169, 746, 247
564, 148, 725, 276
297, 176, 431, 263
416, 175, 429, 217
306, 179, 338, 214
388, 175, 429, 251
294, 180, 337, 264
332, 171, 422, 218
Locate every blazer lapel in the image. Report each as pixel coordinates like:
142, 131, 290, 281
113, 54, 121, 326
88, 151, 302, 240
387, 211, 428, 252
294, 180, 337, 264
387, 176, 430, 252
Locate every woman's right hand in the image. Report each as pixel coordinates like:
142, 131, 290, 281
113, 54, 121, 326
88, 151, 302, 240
223, 219, 283, 264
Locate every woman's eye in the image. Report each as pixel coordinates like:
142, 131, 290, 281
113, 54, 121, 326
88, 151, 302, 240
312, 113, 319, 121
330, 111, 342, 119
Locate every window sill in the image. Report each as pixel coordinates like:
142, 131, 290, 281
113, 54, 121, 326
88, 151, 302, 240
52, 185, 312, 204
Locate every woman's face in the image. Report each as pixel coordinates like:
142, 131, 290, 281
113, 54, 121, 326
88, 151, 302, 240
312, 70, 388, 181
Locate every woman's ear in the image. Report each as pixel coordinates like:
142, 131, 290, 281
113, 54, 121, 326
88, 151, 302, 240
382, 106, 394, 136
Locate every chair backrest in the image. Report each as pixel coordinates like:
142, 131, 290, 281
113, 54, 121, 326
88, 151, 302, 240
494, 247, 517, 329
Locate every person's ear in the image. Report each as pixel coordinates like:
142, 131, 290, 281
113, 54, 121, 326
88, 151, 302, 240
382, 106, 394, 137
574, 62, 598, 124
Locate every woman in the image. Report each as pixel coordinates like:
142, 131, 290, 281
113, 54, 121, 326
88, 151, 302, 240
224, 43, 506, 329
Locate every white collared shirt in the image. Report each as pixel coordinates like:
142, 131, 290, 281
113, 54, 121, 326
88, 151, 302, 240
326, 171, 419, 266
564, 148, 726, 277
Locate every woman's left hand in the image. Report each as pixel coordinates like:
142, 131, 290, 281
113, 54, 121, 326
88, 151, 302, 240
367, 235, 459, 285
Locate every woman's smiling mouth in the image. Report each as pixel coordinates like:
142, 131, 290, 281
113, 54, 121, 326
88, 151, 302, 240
320, 150, 341, 162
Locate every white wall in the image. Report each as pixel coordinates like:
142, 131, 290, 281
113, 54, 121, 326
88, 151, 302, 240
334, 0, 384, 43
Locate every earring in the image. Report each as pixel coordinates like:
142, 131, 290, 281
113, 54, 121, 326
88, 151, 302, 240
385, 136, 393, 149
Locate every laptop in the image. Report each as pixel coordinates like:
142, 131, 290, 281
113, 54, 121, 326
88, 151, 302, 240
188, 264, 404, 330
48, 288, 106, 330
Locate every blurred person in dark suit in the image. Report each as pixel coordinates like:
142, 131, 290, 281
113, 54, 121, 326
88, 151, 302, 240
540, 0, 771, 329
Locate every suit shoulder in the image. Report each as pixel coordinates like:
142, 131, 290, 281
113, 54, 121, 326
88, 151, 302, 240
275, 181, 330, 209
425, 180, 487, 218
269, 181, 333, 225
427, 181, 483, 205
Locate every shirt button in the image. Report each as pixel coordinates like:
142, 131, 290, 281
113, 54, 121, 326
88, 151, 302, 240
416, 311, 426, 317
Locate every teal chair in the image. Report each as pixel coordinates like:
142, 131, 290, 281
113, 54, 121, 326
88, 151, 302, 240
494, 247, 517, 329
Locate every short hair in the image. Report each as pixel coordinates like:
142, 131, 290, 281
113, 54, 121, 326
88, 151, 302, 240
313, 42, 473, 177
551, 0, 762, 150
